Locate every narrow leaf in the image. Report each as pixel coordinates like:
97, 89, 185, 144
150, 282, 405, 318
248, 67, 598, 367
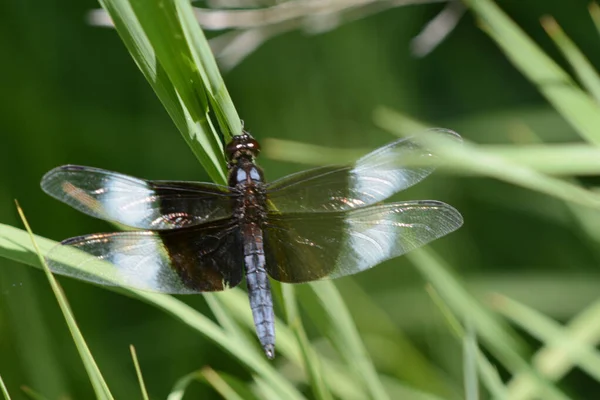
15, 203, 114, 400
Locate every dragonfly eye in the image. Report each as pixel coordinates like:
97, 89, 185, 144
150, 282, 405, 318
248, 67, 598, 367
226, 133, 261, 160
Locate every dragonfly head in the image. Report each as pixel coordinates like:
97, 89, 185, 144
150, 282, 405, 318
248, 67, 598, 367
226, 132, 261, 162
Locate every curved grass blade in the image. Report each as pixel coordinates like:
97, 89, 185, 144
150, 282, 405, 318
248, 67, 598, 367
0, 222, 304, 400
493, 295, 600, 389
0, 374, 10, 400
201, 368, 245, 400
20, 387, 48, 400
309, 281, 390, 400
461, 0, 600, 145
412, 249, 569, 400
425, 285, 508, 399
15, 203, 114, 400
281, 285, 333, 400
167, 370, 202, 400
129, 345, 149, 400
541, 16, 600, 104
97, 0, 243, 184
463, 322, 479, 400
376, 109, 600, 210
504, 299, 600, 400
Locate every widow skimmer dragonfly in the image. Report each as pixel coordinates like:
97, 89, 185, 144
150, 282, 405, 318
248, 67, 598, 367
41, 129, 463, 359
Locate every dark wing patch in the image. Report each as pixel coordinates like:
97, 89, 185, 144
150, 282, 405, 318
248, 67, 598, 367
41, 165, 237, 230
264, 201, 463, 283
45, 218, 243, 294
265, 129, 461, 213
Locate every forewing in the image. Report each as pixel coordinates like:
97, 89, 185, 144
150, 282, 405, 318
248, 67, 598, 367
41, 165, 237, 229
265, 129, 461, 213
45, 219, 243, 294
264, 201, 463, 282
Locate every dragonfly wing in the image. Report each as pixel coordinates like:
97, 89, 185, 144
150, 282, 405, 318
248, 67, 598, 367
41, 165, 236, 230
45, 218, 243, 294
263, 201, 463, 282
265, 129, 461, 213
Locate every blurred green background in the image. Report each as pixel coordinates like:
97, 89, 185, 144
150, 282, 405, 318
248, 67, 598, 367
2, 0, 600, 399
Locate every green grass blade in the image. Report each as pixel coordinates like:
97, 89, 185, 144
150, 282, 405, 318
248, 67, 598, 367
15, 204, 114, 400
0, 373, 10, 400
253, 376, 288, 400
167, 370, 202, 400
213, 289, 302, 361
494, 295, 600, 382
0, 222, 304, 400
20, 387, 49, 400
504, 299, 600, 399
375, 109, 600, 210
97, 0, 243, 184
281, 285, 333, 400
411, 249, 569, 400
463, 322, 479, 400
265, 136, 600, 176
589, 2, 600, 36
310, 281, 390, 400
425, 285, 513, 400
462, 0, 600, 144
541, 16, 600, 104
215, 288, 379, 400
129, 345, 149, 400
201, 368, 245, 400
175, 0, 241, 137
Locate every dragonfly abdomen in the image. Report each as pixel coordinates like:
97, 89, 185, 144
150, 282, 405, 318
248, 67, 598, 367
243, 223, 275, 358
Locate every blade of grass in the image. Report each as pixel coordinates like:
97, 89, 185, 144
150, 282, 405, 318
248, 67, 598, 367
97, 0, 242, 184
15, 203, 114, 400
281, 285, 333, 400
0, 222, 304, 400
412, 249, 569, 400
253, 376, 287, 400
541, 15, 600, 104
0, 374, 10, 400
493, 295, 600, 381
589, 2, 600, 36
461, 0, 600, 145
338, 279, 462, 399
376, 108, 600, 210
216, 287, 379, 400
504, 299, 600, 400
425, 285, 512, 400
265, 136, 600, 176
201, 367, 245, 400
463, 322, 479, 400
20, 387, 48, 400
310, 281, 390, 400
129, 345, 149, 400
167, 370, 203, 400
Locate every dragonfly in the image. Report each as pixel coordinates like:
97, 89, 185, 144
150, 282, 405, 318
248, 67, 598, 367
41, 128, 463, 359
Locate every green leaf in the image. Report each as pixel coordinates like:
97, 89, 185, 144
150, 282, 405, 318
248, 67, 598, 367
129, 345, 149, 400
167, 370, 202, 400
15, 204, 114, 400
541, 16, 600, 104
0, 373, 10, 400
0, 222, 304, 400
201, 368, 246, 400
375, 109, 600, 210
97, 0, 243, 184
281, 285, 333, 400
494, 296, 600, 393
462, 0, 600, 145
309, 281, 390, 400
410, 248, 569, 400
